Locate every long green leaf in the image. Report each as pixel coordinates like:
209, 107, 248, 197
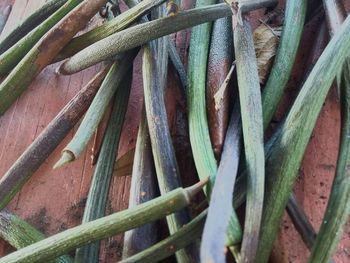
256, 14, 350, 263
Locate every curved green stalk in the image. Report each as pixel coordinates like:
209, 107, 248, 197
307, 1, 350, 262
55, 0, 167, 61
143, 43, 198, 262
0, 0, 83, 76
0, 209, 72, 263
262, 0, 307, 129
53, 51, 137, 169
0, 0, 67, 54
201, 102, 242, 262
58, 4, 232, 75
74, 70, 133, 263
234, 17, 265, 263
122, 111, 158, 258
256, 14, 350, 263
0, 182, 206, 263
121, 210, 207, 263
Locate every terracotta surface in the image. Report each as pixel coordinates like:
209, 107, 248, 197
0, 0, 350, 262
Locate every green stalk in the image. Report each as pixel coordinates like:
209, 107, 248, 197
201, 102, 242, 262
308, 59, 350, 263
262, 0, 307, 129
0, 0, 82, 76
74, 70, 133, 263
0, 5, 11, 36
234, 17, 265, 263
58, 4, 233, 75
286, 193, 316, 250
256, 14, 350, 263
0, 0, 67, 54
0, 209, 72, 263
0, 0, 108, 116
121, 210, 207, 263
122, 111, 158, 258
143, 44, 199, 262
307, 1, 350, 262
0, 182, 206, 263
53, 50, 138, 169
55, 0, 167, 61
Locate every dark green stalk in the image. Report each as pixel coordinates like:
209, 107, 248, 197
55, 0, 167, 61
307, 1, 350, 262
201, 102, 242, 262
74, 70, 133, 263
143, 43, 199, 262
0, 209, 72, 263
0, 66, 109, 210
0, 0, 83, 76
0, 5, 11, 36
0, 0, 108, 116
121, 210, 207, 263
233, 17, 265, 263
0, 0, 67, 54
54, 50, 138, 169
58, 4, 233, 75
122, 111, 158, 258
286, 194, 316, 250
0, 182, 206, 263
262, 0, 307, 129
256, 14, 350, 263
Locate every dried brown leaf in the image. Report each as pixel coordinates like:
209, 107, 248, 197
113, 148, 135, 177
253, 24, 281, 84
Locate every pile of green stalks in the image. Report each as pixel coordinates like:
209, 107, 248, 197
0, 0, 350, 262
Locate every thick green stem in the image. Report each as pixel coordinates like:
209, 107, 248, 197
256, 14, 350, 263
0, 209, 72, 263
56, 0, 167, 61
307, 1, 350, 262
54, 51, 137, 168
143, 44, 198, 262
74, 70, 133, 263
234, 17, 265, 263
58, 4, 233, 75
262, 0, 307, 129
0, 182, 206, 263
122, 111, 158, 258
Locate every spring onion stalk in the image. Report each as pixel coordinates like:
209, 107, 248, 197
143, 43, 199, 262
74, 70, 133, 263
121, 210, 207, 263
0, 181, 206, 263
58, 4, 233, 75
53, 50, 138, 169
122, 111, 158, 258
256, 14, 350, 263
201, 101, 242, 262
233, 17, 265, 263
0, 5, 11, 36
0, 209, 72, 263
262, 0, 307, 129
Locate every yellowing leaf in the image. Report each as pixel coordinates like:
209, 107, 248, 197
113, 148, 135, 177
